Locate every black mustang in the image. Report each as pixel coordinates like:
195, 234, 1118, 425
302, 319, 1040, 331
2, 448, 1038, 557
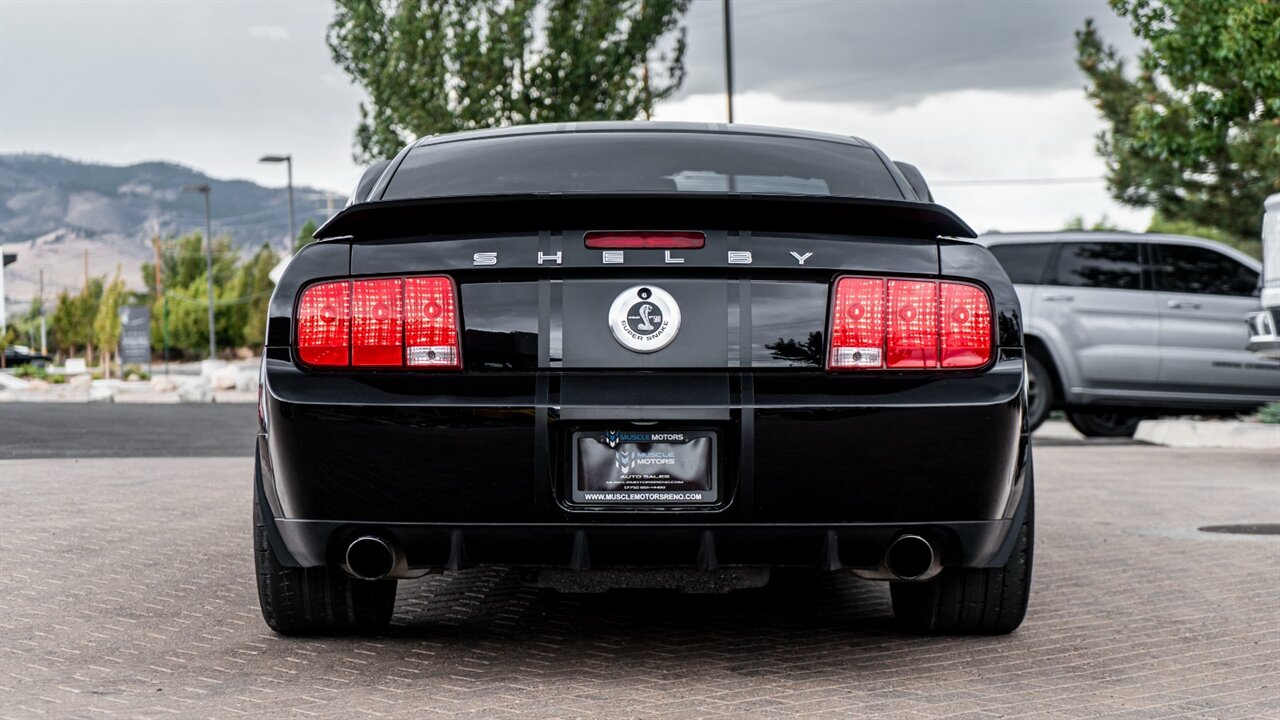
255, 122, 1033, 636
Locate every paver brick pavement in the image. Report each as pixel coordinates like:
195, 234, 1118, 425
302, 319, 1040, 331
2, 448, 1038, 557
1, 443, 1277, 718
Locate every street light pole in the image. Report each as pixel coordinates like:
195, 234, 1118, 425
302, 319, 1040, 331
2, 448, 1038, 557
259, 155, 294, 251
723, 0, 735, 124
183, 184, 216, 360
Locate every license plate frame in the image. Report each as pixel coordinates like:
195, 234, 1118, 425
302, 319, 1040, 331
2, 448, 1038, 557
570, 429, 718, 505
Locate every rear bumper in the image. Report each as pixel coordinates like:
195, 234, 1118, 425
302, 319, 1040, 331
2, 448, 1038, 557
269, 516, 1023, 574
259, 351, 1029, 572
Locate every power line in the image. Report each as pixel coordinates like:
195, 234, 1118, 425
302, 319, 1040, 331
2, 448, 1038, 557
932, 176, 1104, 186
164, 288, 272, 307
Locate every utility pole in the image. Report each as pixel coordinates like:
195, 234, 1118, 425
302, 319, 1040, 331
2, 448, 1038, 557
81, 247, 92, 365
286, 158, 294, 250
202, 192, 214, 360
38, 268, 46, 356
151, 225, 169, 377
723, 0, 735, 124
183, 184, 216, 360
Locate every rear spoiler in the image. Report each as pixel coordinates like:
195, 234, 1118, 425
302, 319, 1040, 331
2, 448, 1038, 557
313, 193, 976, 242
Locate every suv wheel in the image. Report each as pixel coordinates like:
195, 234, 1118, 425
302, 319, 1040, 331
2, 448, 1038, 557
890, 477, 1034, 635
1025, 354, 1054, 432
254, 467, 396, 636
1066, 410, 1141, 438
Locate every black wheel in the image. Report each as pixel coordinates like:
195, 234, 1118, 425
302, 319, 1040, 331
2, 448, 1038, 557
890, 480, 1034, 635
1066, 410, 1140, 438
254, 467, 396, 636
1025, 354, 1054, 432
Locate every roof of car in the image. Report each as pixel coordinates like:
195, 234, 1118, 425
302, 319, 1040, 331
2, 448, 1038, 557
979, 230, 1227, 247
979, 230, 1179, 244
411, 121, 873, 150
976, 231, 1261, 270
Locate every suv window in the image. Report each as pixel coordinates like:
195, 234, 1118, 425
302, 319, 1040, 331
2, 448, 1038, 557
988, 243, 1054, 284
1154, 243, 1259, 297
1053, 242, 1143, 290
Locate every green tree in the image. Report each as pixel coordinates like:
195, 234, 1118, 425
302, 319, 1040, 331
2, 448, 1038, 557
140, 232, 241, 357
5, 295, 46, 354
1148, 212, 1260, 258
294, 219, 318, 253
0, 324, 12, 368
93, 268, 127, 377
1076, 1, 1280, 245
1062, 214, 1123, 231
140, 233, 238, 298
232, 243, 279, 350
328, 0, 691, 162
165, 275, 218, 356
51, 277, 103, 362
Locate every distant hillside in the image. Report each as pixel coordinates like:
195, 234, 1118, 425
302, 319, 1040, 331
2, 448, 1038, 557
0, 154, 341, 311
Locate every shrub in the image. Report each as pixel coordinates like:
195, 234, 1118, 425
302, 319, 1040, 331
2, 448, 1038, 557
1256, 403, 1280, 424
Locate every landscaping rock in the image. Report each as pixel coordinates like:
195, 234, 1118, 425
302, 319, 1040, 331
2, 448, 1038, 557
68, 373, 93, 388
150, 376, 177, 392
87, 385, 116, 403
234, 368, 259, 393
200, 359, 228, 378
209, 366, 239, 390
177, 379, 213, 403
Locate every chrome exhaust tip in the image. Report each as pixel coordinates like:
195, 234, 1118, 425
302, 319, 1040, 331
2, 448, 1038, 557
344, 535, 397, 580
884, 534, 937, 581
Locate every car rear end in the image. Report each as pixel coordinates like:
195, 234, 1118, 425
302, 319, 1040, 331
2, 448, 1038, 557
254, 124, 1033, 636
1247, 194, 1280, 359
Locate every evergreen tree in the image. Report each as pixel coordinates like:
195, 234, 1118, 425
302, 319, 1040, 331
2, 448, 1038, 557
328, 0, 691, 162
52, 277, 103, 362
93, 268, 127, 376
294, 219, 319, 253
1077, 1, 1280, 244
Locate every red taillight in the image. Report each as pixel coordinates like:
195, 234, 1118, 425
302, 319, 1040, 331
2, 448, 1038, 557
296, 275, 460, 369
886, 280, 938, 369
584, 231, 706, 249
940, 282, 993, 368
827, 276, 991, 371
829, 277, 885, 369
351, 278, 404, 367
404, 276, 460, 368
296, 281, 350, 367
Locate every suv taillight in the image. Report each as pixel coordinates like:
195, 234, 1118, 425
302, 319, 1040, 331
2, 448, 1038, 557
296, 276, 461, 369
828, 276, 991, 371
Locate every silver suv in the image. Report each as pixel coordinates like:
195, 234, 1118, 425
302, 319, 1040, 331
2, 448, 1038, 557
977, 231, 1280, 436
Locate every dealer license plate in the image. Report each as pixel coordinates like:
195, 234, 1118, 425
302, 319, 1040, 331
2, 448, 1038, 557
572, 429, 718, 504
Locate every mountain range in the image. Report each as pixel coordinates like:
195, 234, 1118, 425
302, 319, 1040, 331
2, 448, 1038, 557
0, 153, 342, 313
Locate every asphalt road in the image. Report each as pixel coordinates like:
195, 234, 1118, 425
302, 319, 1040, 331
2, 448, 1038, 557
0, 403, 256, 458
1, 406, 1278, 719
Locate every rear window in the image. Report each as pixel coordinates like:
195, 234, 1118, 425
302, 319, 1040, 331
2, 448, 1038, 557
382, 132, 905, 201
988, 243, 1054, 284
1153, 243, 1258, 297
1052, 242, 1143, 290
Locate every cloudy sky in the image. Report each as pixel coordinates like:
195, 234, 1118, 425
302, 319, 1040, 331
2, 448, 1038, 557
0, 0, 1148, 233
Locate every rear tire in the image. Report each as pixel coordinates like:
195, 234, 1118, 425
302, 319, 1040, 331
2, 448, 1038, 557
1025, 354, 1054, 432
890, 483, 1033, 635
1066, 410, 1140, 438
254, 474, 396, 636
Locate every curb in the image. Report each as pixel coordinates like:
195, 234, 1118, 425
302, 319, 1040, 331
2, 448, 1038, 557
1134, 420, 1280, 450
